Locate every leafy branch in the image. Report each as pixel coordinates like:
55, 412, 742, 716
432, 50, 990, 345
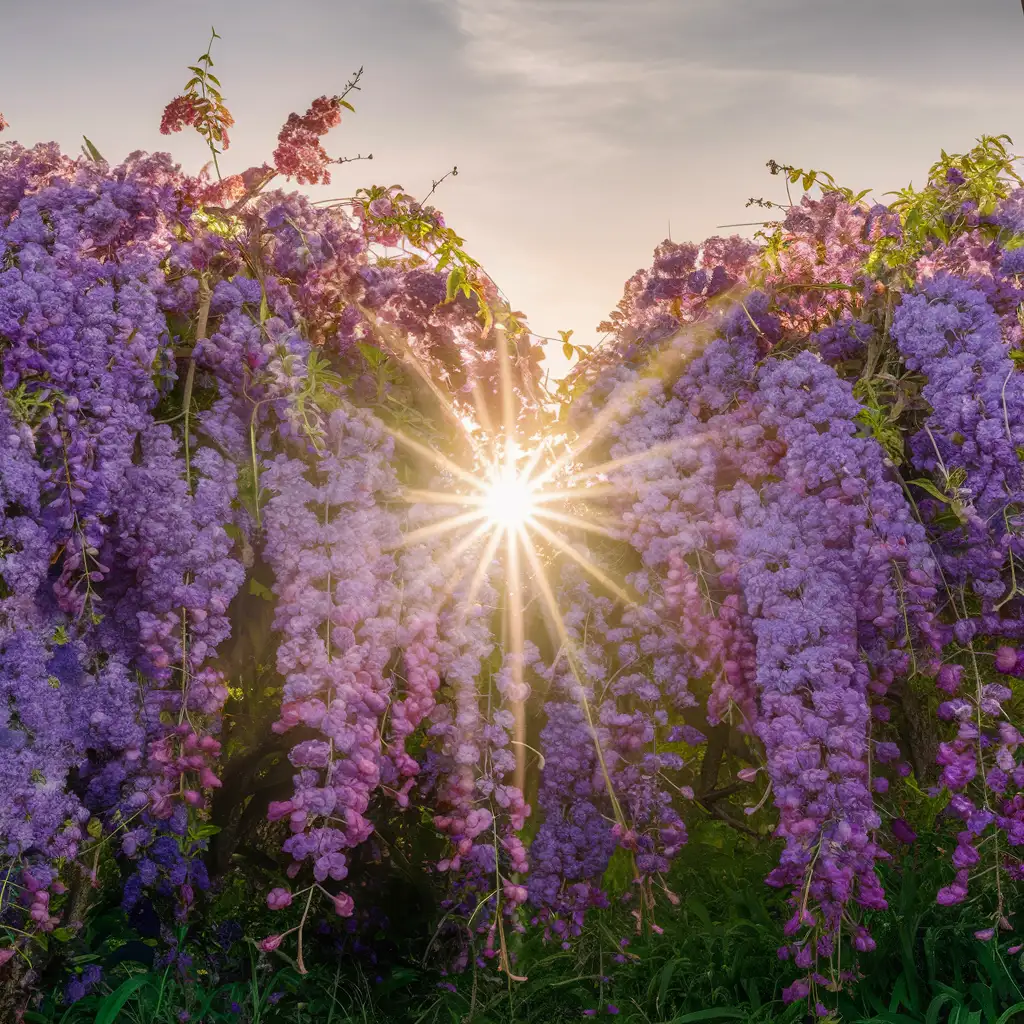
166, 26, 235, 180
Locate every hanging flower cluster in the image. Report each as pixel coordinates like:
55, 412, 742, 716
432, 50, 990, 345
558, 136, 1024, 1007
0, 64, 546, 968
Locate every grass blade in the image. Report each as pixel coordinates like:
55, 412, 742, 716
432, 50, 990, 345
94, 974, 150, 1024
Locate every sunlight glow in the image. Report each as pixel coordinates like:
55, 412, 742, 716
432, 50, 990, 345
375, 279, 753, 892
385, 311, 703, 796
483, 461, 537, 531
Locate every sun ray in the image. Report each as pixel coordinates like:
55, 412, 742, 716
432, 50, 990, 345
528, 313, 728, 491
519, 437, 550, 483
530, 484, 617, 505
356, 301, 483, 450
527, 378, 642, 490
396, 509, 487, 548
387, 426, 488, 492
527, 518, 634, 607
517, 530, 556, 641
460, 525, 505, 619
403, 489, 488, 508
556, 431, 722, 487
436, 516, 494, 571
432, 519, 496, 609
495, 323, 517, 452
506, 524, 527, 794
531, 506, 620, 539
518, 529, 626, 826
468, 371, 497, 439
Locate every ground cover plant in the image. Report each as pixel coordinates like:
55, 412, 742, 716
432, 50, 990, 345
2, 29, 1024, 1023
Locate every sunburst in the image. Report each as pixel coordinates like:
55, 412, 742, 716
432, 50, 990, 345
358, 319, 630, 790
362, 305, 724, 799
395, 433, 622, 795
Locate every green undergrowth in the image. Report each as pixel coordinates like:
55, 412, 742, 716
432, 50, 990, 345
25, 821, 1024, 1024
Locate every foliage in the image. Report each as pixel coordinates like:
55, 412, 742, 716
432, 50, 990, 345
16, 822, 1024, 1023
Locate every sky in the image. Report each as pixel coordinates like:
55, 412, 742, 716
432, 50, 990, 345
3, 0, 1024, 381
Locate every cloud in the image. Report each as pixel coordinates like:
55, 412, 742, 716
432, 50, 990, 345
432, 0, 668, 86
434, 0, 1024, 115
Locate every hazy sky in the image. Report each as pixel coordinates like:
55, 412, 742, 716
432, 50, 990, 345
3, 0, 1024, 380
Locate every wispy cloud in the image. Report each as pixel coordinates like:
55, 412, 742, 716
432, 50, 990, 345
437, 0, 1018, 115
433, 0, 673, 87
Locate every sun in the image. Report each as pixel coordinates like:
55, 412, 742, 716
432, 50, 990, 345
482, 459, 537, 532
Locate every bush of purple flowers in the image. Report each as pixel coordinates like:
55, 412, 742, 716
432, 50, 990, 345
2, 35, 1024, 1021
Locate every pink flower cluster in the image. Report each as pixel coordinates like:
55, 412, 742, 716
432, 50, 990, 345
272, 95, 344, 185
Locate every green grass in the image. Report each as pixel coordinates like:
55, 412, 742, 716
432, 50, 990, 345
21, 821, 1024, 1024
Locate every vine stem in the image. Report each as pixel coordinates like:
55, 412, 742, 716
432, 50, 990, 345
199, 27, 223, 181
176, 275, 213, 728
182, 275, 212, 492
295, 885, 316, 975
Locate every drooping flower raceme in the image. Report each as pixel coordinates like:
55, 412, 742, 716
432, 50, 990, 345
262, 406, 401, 890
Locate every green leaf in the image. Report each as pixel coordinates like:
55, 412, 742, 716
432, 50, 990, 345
356, 342, 388, 369
996, 1001, 1024, 1024
888, 974, 910, 1012
738, 975, 761, 1011
656, 959, 678, 1013
684, 896, 712, 930
907, 478, 953, 505
445, 267, 465, 304
94, 974, 151, 1024
925, 993, 959, 1024
562, 341, 574, 360
81, 136, 105, 163
195, 981, 237, 1017
600, 845, 634, 895
248, 578, 273, 601
474, 286, 493, 333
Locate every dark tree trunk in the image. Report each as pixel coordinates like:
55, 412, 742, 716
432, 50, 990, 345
898, 681, 938, 785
